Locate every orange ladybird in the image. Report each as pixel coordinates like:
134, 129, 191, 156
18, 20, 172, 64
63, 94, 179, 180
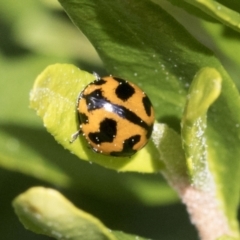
72, 74, 154, 157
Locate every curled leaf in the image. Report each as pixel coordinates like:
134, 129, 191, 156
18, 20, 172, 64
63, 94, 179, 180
13, 187, 116, 240
181, 67, 222, 189
30, 64, 162, 173
13, 187, 153, 240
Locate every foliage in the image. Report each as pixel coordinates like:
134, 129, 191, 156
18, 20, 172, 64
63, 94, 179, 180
1, 0, 240, 239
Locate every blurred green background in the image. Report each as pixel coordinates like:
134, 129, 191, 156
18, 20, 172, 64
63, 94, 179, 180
1, 0, 240, 239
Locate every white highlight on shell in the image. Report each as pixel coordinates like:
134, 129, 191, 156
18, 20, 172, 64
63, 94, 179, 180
103, 103, 114, 112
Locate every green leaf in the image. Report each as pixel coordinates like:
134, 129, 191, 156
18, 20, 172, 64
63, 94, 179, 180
180, 67, 240, 237
13, 187, 116, 240
181, 67, 222, 187
113, 231, 152, 240
159, 0, 240, 89
30, 63, 162, 173
184, 0, 240, 33
13, 187, 152, 240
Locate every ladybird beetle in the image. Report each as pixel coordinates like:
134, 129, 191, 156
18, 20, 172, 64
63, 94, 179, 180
71, 73, 154, 157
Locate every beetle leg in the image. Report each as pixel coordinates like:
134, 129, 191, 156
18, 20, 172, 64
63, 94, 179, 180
70, 130, 81, 143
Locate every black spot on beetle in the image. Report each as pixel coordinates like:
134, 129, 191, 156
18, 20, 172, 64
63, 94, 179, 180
142, 96, 152, 116
84, 89, 106, 111
79, 112, 89, 124
114, 77, 135, 101
88, 118, 117, 144
124, 134, 141, 148
93, 78, 107, 85
113, 105, 150, 131
110, 135, 141, 157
